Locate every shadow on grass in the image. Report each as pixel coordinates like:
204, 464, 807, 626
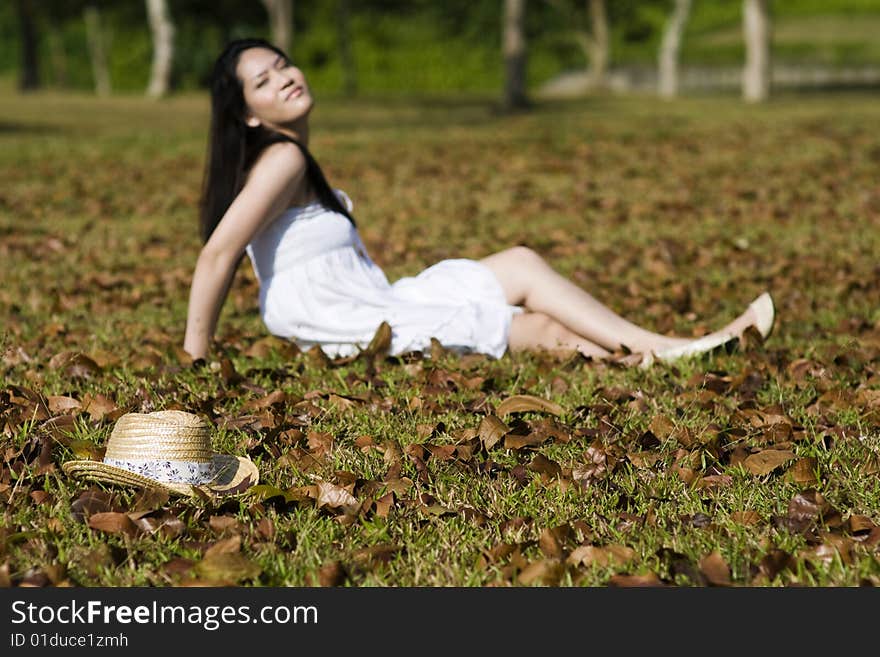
0, 120, 64, 136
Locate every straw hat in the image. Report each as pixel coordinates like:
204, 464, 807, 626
62, 410, 259, 497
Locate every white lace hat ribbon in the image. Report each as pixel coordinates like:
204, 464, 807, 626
102, 457, 217, 485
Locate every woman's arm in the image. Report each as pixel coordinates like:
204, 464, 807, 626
183, 142, 308, 360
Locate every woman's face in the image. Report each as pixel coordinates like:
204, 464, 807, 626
236, 47, 313, 130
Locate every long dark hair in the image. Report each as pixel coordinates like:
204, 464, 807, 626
199, 38, 354, 244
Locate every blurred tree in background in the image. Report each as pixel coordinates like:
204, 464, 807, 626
0, 0, 877, 100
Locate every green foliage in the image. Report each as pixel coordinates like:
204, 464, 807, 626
2, 1, 880, 95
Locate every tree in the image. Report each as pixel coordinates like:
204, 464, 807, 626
261, 0, 293, 53
83, 3, 111, 96
658, 0, 692, 99
544, 0, 609, 91
502, 0, 528, 110
146, 0, 175, 98
14, 0, 40, 91
742, 0, 771, 103
585, 0, 608, 89
337, 0, 356, 96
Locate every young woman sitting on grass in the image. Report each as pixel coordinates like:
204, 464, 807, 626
183, 38, 775, 368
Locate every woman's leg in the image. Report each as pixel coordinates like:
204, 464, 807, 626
482, 246, 764, 355
507, 311, 611, 358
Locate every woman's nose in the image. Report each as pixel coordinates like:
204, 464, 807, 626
272, 69, 293, 87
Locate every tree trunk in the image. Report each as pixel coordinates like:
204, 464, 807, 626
261, 0, 293, 54
46, 18, 69, 88
337, 0, 356, 96
658, 0, 692, 99
146, 0, 175, 99
742, 0, 771, 103
15, 0, 40, 91
502, 0, 528, 110
84, 4, 111, 96
587, 0, 609, 88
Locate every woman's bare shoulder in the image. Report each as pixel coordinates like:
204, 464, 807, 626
248, 140, 308, 183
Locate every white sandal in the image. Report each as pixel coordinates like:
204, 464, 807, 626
640, 292, 775, 368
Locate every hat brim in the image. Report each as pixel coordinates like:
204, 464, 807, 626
62, 454, 259, 497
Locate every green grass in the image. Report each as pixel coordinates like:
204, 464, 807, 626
2, 88, 880, 587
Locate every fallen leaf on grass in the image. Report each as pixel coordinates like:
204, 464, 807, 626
567, 544, 636, 568
731, 510, 762, 525
478, 414, 509, 450
787, 490, 842, 528
694, 474, 732, 490
743, 449, 796, 476
70, 490, 116, 521
47, 396, 81, 414
351, 544, 399, 569
194, 552, 261, 584
496, 394, 564, 417
699, 551, 732, 586
204, 535, 242, 558
517, 559, 563, 586
317, 560, 347, 587
87, 512, 138, 537
786, 457, 819, 484
608, 572, 664, 587
316, 481, 359, 515
48, 351, 101, 379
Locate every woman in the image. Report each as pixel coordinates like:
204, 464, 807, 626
183, 38, 775, 367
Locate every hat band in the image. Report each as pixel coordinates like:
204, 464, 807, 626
102, 458, 217, 485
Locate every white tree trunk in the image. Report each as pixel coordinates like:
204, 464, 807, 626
84, 5, 110, 96
658, 0, 692, 99
742, 0, 771, 102
502, 0, 528, 110
588, 0, 609, 88
261, 0, 293, 54
146, 0, 175, 99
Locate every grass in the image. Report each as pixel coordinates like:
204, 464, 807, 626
1, 87, 880, 587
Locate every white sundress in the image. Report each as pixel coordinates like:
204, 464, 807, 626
244, 190, 522, 359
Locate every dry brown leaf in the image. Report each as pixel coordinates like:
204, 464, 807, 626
496, 394, 564, 417
87, 512, 138, 537
205, 535, 242, 558
80, 393, 119, 421
195, 551, 261, 584
786, 457, 819, 484
538, 527, 564, 559
648, 414, 676, 440
517, 559, 563, 586
731, 510, 762, 525
743, 449, 796, 476
608, 572, 664, 587
694, 474, 733, 490
208, 516, 238, 532
699, 551, 732, 586
374, 492, 394, 518
318, 560, 347, 587
48, 351, 101, 379
316, 481, 359, 514
527, 453, 562, 478
47, 395, 81, 414
567, 545, 610, 568
478, 414, 509, 451
504, 432, 547, 449
364, 321, 392, 357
